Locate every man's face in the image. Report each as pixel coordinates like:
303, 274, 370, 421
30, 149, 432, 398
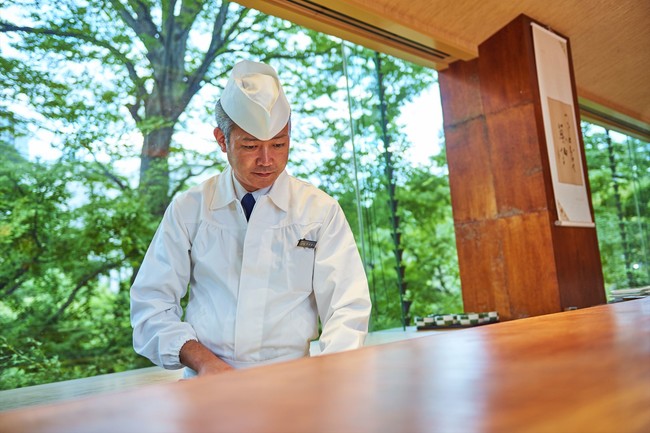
215, 123, 290, 192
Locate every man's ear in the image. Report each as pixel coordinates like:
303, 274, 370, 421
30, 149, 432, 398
214, 127, 227, 153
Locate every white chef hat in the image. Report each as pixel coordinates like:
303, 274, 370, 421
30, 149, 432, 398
220, 60, 291, 140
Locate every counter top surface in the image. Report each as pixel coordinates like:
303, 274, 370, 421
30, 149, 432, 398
1, 298, 648, 433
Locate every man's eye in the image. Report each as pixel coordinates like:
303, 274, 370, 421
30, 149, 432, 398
273, 143, 286, 148
243, 145, 256, 150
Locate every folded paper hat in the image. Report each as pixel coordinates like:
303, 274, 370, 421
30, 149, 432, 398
220, 60, 291, 140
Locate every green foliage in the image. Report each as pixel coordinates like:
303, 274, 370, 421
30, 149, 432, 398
0, 337, 65, 386
583, 125, 650, 292
0, 143, 157, 389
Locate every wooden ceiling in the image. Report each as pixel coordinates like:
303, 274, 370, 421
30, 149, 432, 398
238, 0, 650, 140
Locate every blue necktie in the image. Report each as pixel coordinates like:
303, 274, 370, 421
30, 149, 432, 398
242, 193, 255, 221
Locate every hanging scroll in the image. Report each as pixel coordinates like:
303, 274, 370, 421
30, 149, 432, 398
532, 23, 594, 227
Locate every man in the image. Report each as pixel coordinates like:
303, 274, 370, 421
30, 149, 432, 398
130, 60, 372, 378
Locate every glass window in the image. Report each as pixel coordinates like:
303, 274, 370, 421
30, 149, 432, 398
583, 125, 650, 294
0, 3, 459, 390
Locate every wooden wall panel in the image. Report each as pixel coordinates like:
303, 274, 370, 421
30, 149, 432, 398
456, 213, 561, 320
477, 15, 538, 114
551, 225, 605, 309
454, 220, 502, 313
486, 104, 548, 215
445, 119, 497, 222
440, 14, 605, 321
498, 212, 561, 319
439, 59, 497, 223
439, 58, 484, 127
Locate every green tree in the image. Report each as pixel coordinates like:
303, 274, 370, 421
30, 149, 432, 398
583, 124, 650, 291
0, 139, 157, 388
1, 0, 346, 388
1, 1, 461, 389
1, 0, 343, 216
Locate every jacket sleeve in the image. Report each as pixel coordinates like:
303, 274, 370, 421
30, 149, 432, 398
313, 203, 372, 354
130, 199, 197, 370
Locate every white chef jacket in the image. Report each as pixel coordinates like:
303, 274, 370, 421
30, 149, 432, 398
130, 166, 371, 374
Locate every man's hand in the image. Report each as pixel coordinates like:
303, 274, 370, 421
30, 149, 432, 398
179, 340, 235, 376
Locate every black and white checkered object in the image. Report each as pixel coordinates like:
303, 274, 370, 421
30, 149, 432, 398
414, 311, 499, 330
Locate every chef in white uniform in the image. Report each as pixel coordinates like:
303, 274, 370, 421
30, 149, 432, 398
130, 60, 372, 378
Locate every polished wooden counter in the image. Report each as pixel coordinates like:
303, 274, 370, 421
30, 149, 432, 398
1, 298, 649, 433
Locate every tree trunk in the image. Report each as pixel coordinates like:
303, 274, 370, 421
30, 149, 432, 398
139, 125, 174, 218
605, 129, 634, 286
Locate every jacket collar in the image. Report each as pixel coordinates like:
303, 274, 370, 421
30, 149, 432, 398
210, 165, 289, 213
266, 169, 290, 213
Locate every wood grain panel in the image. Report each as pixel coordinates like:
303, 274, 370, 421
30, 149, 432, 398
498, 212, 560, 319
477, 14, 538, 114
456, 212, 560, 321
486, 103, 549, 214
1, 299, 648, 433
454, 220, 503, 313
445, 118, 497, 222
439, 58, 484, 126
552, 224, 606, 309
440, 59, 498, 223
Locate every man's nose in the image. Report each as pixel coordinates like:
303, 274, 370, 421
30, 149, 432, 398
257, 146, 272, 165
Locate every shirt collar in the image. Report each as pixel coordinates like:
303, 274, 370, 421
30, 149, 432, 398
266, 170, 289, 212
210, 165, 289, 213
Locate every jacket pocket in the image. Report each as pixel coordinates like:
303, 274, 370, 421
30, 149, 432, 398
272, 224, 320, 293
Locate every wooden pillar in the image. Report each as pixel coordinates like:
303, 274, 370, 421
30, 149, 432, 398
439, 14, 606, 320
